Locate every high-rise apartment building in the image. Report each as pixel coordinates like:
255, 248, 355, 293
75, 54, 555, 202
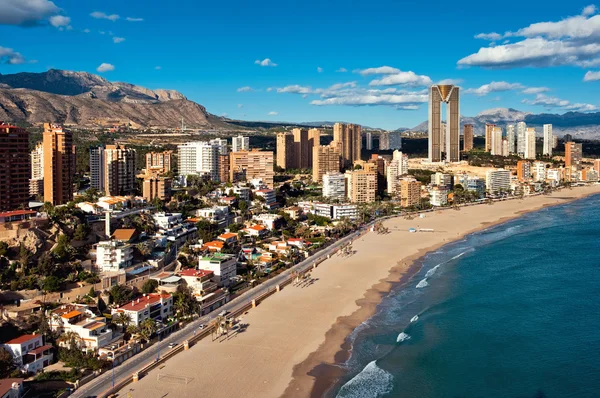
486, 169, 511, 193
43, 123, 74, 205
143, 176, 172, 201
386, 150, 409, 195
516, 121, 527, 156
344, 170, 377, 203
103, 145, 136, 196
463, 124, 474, 151
389, 132, 402, 150
232, 135, 250, 152
218, 154, 229, 183
276, 128, 318, 170
0, 123, 30, 210
210, 138, 229, 156
308, 128, 320, 167
369, 154, 387, 194
525, 128, 536, 160
491, 126, 503, 156
485, 123, 495, 152
517, 160, 532, 181
532, 161, 547, 182
230, 150, 274, 188
30, 142, 44, 196
90, 145, 105, 191
292, 128, 309, 169
276, 132, 295, 170
379, 132, 390, 150
312, 144, 340, 183
322, 172, 346, 201
543, 124, 553, 156
428, 85, 460, 162
333, 123, 361, 167
145, 151, 173, 175
507, 124, 516, 154
365, 131, 373, 150
178, 142, 220, 182
399, 178, 421, 207
565, 142, 583, 171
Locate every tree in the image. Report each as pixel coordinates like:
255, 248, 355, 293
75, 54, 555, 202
43, 275, 61, 292
88, 286, 96, 298
73, 223, 89, 241
115, 312, 132, 332
139, 319, 157, 341
142, 279, 158, 294
0, 348, 15, 378
109, 285, 135, 306
173, 285, 198, 318
19, 244, 32, 269
52, 234, 73, 263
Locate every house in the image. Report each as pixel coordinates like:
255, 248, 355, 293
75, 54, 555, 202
197, 253, 237, 287
253, 213, 282, 230
242, 224, 268, 238
153, 212, 183, 230
287, 238, 307, 249
202, 240, 224, 252
49, 305, 114, 351
282, 206, 303, 220
0, 378, 24, 398
254, 189, 278, 210
97, 196, 131, 211
112, 293, 173, 326
217, 232, 238, 245
0, 335, 52, 373
194, 206, 233, 228
76, 202, 100, 214
0, 210, 37, 224
111, 228, 139, 243
265, 240, 292, 255
179, 269, 217, 299
95, 240, 133, 272
218, 196, 237, 206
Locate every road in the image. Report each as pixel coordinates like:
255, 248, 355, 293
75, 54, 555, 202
70, 225, 370, 398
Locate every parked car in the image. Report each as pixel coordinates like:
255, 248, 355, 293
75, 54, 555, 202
168, 342, 178, 349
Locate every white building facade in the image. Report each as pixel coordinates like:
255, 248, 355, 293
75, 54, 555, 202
322, 172, 346, 201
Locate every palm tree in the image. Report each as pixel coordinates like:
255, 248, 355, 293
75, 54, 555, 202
115, 312, 132, 332
140, 319, 157, 342
62, 331, 83, 350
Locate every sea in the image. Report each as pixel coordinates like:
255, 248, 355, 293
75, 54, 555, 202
333, 194, 600, 398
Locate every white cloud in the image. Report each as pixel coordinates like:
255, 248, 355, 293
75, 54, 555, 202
465, 81, 524, 96
0, 46, 26, 64
237, 104, 243, 108
126, 17, 144, 22
475, 32, 503, 41
154, 66, 161, 70
277, 85, 313, 94
268, 111, 279, 116
237, 86, 254, 92
357, 66, 401, 76
96, 63, 115, 72
90, 11, 120, 22
113, 37, 125, 44
460, 8, 600, 68
311, 92, 427, 107
369, 71, 432, 87
0, 0, 60, 26
266, 87, 273, 92
255, 58, 277, 67
584, 70, 600, 81
522, 86, 551, 94
336, 67, 348, 72
317, 67, 324, 73
49, 15, 70, 28
437, 78, 463, 85
83, 28, 90, 33
522, 93, 598, 111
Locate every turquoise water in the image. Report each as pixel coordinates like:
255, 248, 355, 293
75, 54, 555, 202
335, 195, 600, 398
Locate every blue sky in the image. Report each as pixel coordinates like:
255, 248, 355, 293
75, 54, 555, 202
1, 0, 600, 129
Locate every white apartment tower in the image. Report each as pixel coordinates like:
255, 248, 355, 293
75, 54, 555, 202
491, 127, 503, 156
386, 150, 409, 194
322, 172, 346, 201
210, 138, 229, 155
365, 131, 373, 150
178, 142, 221, 182
507, 124, 516, 154
516, 121, 527, 156
525, 128, 536, 160
543, 124, 553, 156
232, 136, 250, 152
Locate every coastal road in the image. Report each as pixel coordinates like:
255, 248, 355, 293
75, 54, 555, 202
70, 225, 371, 398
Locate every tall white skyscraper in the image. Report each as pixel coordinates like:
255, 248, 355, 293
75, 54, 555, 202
525, 128, 536, 160
386, 150, 409, 194
543, 124, 553, 156
232, 135, 250, 152
322, 172, 346, 201
517, 121, 527, 156
178, 141, 221, 182
365, 131, 373, 150
507, 124, 516, 154
491, 127, 503, 156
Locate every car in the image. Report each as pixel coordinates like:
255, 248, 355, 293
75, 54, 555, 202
218, 310, 230, 317
168, 342, 178, 349
198, 324, 205, 330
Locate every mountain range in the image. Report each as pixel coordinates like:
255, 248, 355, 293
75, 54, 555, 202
0, 69, 230, 129
409, 108, 600, 139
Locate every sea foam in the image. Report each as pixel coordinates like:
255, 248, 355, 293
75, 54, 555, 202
396, 332, 411, 343
410, 315, 419, 323
336, 360, 394, 398
416, 278, 429, 288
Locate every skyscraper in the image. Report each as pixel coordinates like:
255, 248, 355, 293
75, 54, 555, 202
333, 123, 361, 167
428, 85, 460, 162
0, 122, 30, 211
30, 142, 44, 196
388, 132, 402, 150
517, 121, 527, 156
386, 150, 409, 194
229, 150, 274, 188
308, 128, 320, 167
506, 124, 516, 154
543, 124, 553, 156
379, 132, 390, 150
485, 123, 495, 152
312, 144, 340, 183
292, 128, 310, 169
43, 123, 74, 205
145, 151, 173, 175
177, 142, 220, 182
90, 146, 105, 192
232, 135, 250, 152
365, 131, 372, 150
463, 124, 474, 151
525, 128, 536, 160
276, 132, 295, 170
103, 145, 137, 195
565, 142, 583, 171
491, 126, 503, 156
209, 138, 229, 156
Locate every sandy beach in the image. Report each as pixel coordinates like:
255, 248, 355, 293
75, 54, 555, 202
121, 185, 600, 398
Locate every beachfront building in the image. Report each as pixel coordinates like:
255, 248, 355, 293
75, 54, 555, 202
1, 334, 53, 373
533, 161, 547, 182
323, 172, 346, 201
49, 305, 114, 351
517, 160, 532, 182
430, 172, 453, 189
345, 170, 377, 203
486, 169, 511, 194
429, 186, 448, 206
198, 253, 237, 287
112, 293, 174, 327
298, 201, 359, 220
525, 128, 536, 160
399, 178, 421, 207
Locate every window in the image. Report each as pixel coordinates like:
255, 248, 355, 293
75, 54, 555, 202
28, 344, 33, 350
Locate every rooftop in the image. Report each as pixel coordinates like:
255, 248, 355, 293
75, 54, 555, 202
111, 228, 138, 242
201, 253, 234, 262
115, 293, 171, 312
0, 210, 36, 219
218, 232, 238, 239
61, 310, 82, 319
0, 378, 23, 396
180, 269, 214, 278
4, 334, 40, 345
28, 344, 52, 355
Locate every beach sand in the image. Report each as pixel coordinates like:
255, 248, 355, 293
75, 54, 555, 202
122, 185, 600, 398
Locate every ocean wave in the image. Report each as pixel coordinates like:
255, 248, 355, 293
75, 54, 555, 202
425, 264, 440, 278
416, 278, 429, 288
410, 315, 419, 323
336, 360, 394, 398
396, 332, 411, 343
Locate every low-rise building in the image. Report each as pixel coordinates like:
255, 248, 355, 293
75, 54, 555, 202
49, 304, 114, 351
197, 253, 237, 287
241, 224, 268, 238
1, 335, 52, 373
282, 206, 303, 220
254, 188, 278, 210
0, 378, 24, 398
95, 240, 133, 272
153, 212, 183, 230
112, 293, 174, 326
217, 232, 238, 245
253, 213, 282, 230
194, 206, 232, 228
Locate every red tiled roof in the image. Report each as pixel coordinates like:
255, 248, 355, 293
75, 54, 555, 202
0, 379, 23, 397
218, 232, 237, 239
4, 334, 40, 345
28, 344, 52, 355
61, 310, 82, 319
256, 189, 273, 193
221, 196, 236, 201
248, 225, 266, 231
179, 269, 213, 278
116, 293, 171, 312
111, 229, 137, 241
0, 210, 36, 218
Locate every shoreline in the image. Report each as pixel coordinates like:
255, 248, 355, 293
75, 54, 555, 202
121, 185, 600, 398
285, 187, 600, 398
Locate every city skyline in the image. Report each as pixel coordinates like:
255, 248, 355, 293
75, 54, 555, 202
1, 1, 600, 129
